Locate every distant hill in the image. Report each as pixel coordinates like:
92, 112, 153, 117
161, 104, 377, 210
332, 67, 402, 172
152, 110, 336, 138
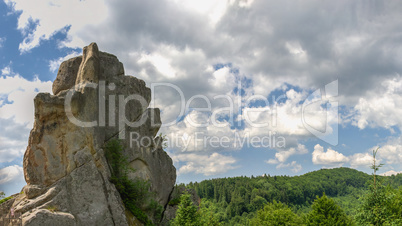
182, 167, 402, 225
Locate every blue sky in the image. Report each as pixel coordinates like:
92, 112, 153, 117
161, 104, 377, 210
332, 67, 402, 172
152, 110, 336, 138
1, 0, 402, 196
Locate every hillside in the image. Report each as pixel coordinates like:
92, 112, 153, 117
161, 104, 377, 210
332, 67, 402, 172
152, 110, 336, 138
178, 167, 402, 225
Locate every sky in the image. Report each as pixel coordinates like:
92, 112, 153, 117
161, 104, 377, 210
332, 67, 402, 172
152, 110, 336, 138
1, 0, 402, 196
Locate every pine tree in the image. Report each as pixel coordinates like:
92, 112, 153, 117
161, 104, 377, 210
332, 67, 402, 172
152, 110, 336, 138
171, 193, 199, 226
306, 193, 352, 225
249, 200, 302, 226
355, 148, 397, 225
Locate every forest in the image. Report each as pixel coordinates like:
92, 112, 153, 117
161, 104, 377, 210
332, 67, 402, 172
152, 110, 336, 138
170, 152, 402, 225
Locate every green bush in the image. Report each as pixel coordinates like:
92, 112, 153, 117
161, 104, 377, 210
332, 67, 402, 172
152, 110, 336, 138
168, 197, 181, 206
0, 196, 12, 205
355, 148, 402, 225
306, 194, 353, 225
104, 139, 162, 226
249, 200, 303, 226
171, 193, 200, 226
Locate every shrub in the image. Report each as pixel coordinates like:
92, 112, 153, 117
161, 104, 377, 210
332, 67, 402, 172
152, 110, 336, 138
305, 194, 353, 225
249, 200, 303, 226
171, 193, 200, 226
0, 196, 12, 205
104, 139, 162, 226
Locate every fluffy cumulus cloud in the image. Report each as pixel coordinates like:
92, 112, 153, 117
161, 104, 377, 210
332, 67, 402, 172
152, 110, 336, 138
267, 144, 308, 163
161, 111, 239, 153
242, 87, 338, 139
173, 152, 237, 176
0, 165, 23, 185
375, 136, 402, 165
381, 170, 402, 176
266, 144, 307, 173
0, 73, 52, 127
311, 144, 379, 169
0, 72, 52, 164
349, 152, 373, 168
352, 77, 402, 130
312, 144, 349, 166
0, 71, 52, 194
3, 0, 402, 180
4, 0, 108, 52
0, 118, 29, 163
0, 165, 25, 196
277, 161, 302, 173
311, 142, 402, 171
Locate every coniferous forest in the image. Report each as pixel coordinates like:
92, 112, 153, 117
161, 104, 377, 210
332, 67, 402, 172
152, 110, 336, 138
170, 163, 402, 225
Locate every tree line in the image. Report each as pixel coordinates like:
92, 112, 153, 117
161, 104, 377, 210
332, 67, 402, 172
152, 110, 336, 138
171, 149, 402, 225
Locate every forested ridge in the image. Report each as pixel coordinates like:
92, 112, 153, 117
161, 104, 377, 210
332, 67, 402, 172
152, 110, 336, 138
171, 167, 402, 225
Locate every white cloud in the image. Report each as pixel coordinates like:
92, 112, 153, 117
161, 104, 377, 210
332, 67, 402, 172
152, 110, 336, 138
0, 37, 5, 48
1, 66, 11, 76
267, 144, 308, 164
4, 0, 402, 180
375, 136, 402, 165
349, 152, 373, 168
4, 0, 108, 52
173, 152, 237, 176
352, 77, 402, 130
277, 161, 302, 173
0, 73, 52, 164
312, 140, 402, 170
5, 0, 400, 140
312, 144, 349, 166
236, 0, 255, 8
5, 0, 402, 106
0, 165, 25, 196
0, 118, 29, 163
49, 51, 81, 73
0, 73, 52, 128
380, 170, 402, 176
140, 44, 242, 128
0, 165, 23, 185
161, 111, 239, 153
266, 144, 307, 173
169, 0, 228, 26
242, 88, 337, 139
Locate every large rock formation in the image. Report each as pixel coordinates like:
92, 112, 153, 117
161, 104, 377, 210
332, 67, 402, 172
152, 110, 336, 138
5, 43, 176, 225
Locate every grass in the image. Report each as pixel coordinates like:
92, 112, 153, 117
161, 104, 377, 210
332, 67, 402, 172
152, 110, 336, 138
46, 206, 58, 213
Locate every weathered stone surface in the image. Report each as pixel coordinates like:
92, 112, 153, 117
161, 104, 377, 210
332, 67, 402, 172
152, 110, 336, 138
0, 194, 19, 224
76, 42, 100, 85
2, 43, 176, 225
161, 205, 178, 226
23, 210, 76, 226
125, 108, 176, 207
52, 56, 82, 95
24, 185, 45, 199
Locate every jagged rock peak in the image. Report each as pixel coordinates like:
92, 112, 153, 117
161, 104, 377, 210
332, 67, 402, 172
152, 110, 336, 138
53, 42, 125, 96
1, 43, 176, 226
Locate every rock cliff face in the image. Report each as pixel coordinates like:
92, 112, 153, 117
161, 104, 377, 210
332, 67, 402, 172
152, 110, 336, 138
6, 43, 176, 225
